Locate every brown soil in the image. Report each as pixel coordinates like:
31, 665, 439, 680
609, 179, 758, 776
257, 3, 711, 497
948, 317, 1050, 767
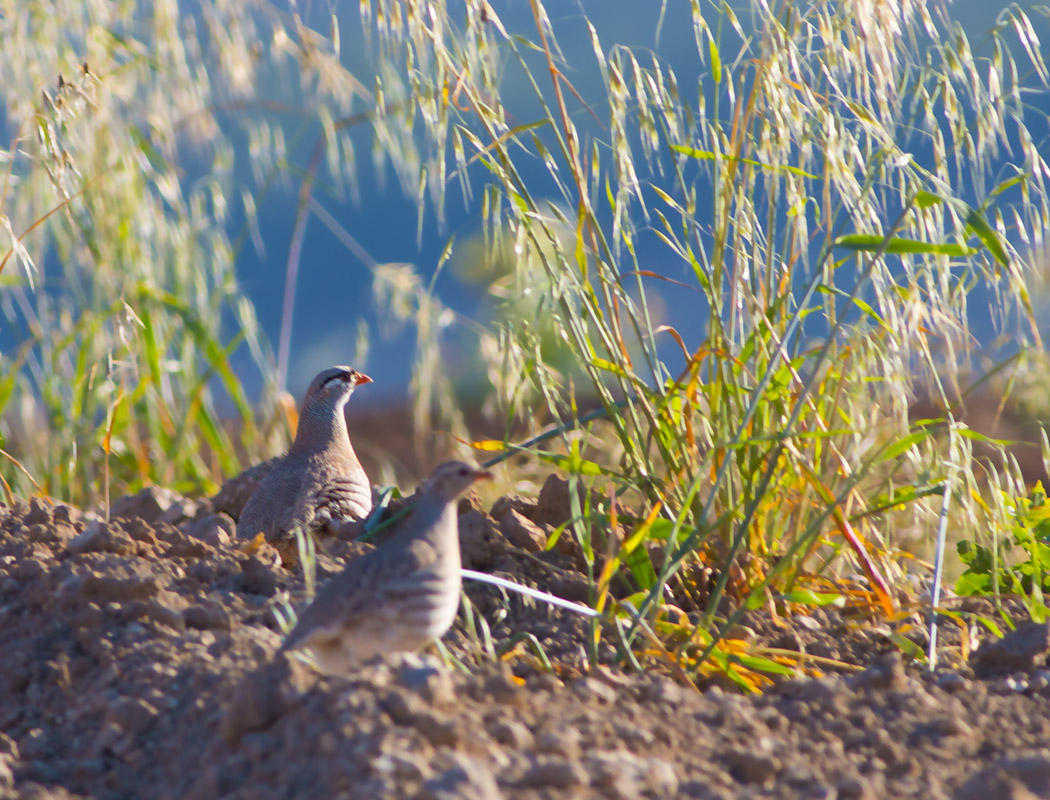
3, 484, 1050, 800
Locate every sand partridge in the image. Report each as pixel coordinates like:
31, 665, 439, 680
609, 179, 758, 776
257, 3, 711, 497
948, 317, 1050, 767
212, 456, 281, 520
236, 366, 373, 562
279, 460, 491, 674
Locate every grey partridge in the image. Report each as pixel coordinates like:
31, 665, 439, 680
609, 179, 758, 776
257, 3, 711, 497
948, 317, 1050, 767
279, 460, 491, 674
236, 366, 373, 563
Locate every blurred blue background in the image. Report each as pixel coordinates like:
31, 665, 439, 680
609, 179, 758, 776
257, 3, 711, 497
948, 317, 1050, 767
225, 0, 1050, 405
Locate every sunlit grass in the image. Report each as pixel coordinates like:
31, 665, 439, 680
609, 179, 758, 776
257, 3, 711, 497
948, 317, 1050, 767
360, 0, 1050, 680
0, 2, 288, 505
3, 0, 1050, 686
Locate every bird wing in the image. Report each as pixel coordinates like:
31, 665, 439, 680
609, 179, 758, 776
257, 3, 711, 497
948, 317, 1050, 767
213, 456, 284, 520
279, 537, 439, 654
305, 469, 373, 530
260, 464, 369, 541
236, 463, 303, 539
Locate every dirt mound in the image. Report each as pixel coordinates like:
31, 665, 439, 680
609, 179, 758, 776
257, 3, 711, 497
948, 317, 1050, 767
2, 488, 1050, 799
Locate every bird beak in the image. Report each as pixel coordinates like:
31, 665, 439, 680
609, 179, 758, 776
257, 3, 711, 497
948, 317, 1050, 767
474, 469, 493, 481
354, 373, 373, 386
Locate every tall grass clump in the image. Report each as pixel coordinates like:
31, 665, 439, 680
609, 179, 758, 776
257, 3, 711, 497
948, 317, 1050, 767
0, 1, 382, 504
0, 2, 264, 503
5, 0, 1050, 683
359, 0, 1050, 679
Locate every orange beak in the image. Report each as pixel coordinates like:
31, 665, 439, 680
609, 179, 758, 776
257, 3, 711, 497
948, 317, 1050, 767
354, 372, 373, 386
474, 469, 493, 481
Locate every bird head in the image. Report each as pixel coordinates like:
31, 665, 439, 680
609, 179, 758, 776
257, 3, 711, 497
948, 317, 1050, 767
423, 460, 492, 502
301, 366, 372, 414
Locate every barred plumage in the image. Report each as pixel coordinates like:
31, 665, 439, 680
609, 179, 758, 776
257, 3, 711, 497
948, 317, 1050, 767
236, 366, 372, 564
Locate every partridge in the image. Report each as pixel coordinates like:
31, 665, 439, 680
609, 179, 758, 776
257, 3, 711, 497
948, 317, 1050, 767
212, 456, 281, 520
279, 460, 491, 674
236, 366, 373, 562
